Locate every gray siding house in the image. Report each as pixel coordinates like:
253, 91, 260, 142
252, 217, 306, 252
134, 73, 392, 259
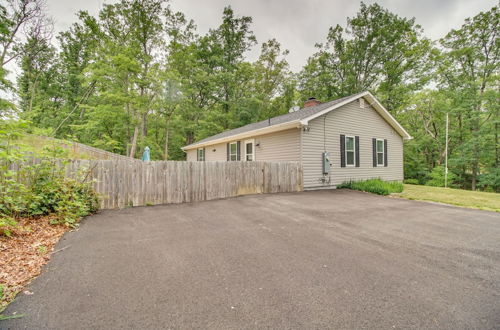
182, 91, 412, 189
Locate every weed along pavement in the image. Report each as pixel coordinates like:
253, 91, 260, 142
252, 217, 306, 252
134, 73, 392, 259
2, 190, 500, 329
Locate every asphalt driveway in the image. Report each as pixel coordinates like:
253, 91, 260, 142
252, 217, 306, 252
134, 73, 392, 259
2, 190, 500, 329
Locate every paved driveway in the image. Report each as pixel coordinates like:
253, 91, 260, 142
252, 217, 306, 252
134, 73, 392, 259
3, 190, 500, 329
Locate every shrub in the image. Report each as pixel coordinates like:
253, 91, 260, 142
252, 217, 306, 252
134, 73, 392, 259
0, 158, 99, 229
0, 120, 99, 235
425, 165, 457, 187
478, 168, 500, 192
338, 178, 404, 195
404, 178, 419, 185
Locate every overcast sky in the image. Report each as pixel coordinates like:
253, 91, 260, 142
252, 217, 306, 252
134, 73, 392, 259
40, 0, 500, 72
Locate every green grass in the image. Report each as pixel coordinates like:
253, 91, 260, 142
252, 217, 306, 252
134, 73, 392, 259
338, 179, 403, 195
395, 184, 500, 212
0, 314, 24, 321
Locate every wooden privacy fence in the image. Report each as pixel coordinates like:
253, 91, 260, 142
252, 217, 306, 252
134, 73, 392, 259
64, 160, 303, 209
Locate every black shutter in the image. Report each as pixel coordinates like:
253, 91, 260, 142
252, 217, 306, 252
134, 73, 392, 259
197, 148, 199, 161
355, 136, 360, 167
372, 138, 377, 167
202, 148, 206, 161
340, 135, 346, 167
227, 143, 230, 161
237, 141, 241, 161
384, 139, 388, 167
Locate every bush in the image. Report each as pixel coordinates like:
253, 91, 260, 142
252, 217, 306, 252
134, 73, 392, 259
404, 178, 419, 185
0, 120, 99, 235
425, 165, 457, 187
0, 158, 99, 230
338, 178, 404, 195
478, 168, 500, 192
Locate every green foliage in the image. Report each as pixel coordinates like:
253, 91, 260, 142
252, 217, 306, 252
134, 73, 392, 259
15, 1, 296, 162
338, 179, 404, 195
424, 166, 458, 188
7, 0, 500, 193
404, 178, 419, 185
298, 2, 431, 111
478, 168, 500, 192
0, 120, 99, 236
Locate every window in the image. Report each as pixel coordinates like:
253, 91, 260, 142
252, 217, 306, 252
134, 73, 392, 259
229, 142, 238, 161
197, 148, 205, 161
376, 139, 385, 166
244, 139, 254, 161
345, 136, 355, 166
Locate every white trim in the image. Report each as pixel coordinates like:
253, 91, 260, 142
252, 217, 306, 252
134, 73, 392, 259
182, 120, 301, 151
244, 139, 254, 161
345, 135, 356, 167
376, 138, 385, 166
229, 142, 238, 161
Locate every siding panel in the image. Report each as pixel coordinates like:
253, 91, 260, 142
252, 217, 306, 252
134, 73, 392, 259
302, 99, 404, 188
254, 128, 300, 161
186, 128, 301, 162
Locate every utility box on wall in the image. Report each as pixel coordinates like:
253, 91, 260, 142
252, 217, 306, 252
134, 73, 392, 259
322, 152, 330, 174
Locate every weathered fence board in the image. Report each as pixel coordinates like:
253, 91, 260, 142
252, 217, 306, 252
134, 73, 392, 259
49, 160, 302, 209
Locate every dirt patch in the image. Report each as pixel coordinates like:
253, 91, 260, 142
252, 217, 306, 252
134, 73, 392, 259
0, 216, 69, 312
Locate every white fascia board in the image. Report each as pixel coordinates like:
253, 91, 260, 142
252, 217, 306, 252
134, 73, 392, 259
182, 120, 302, 151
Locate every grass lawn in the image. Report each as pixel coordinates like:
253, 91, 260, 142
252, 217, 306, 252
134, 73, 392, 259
395, 184, 500, 212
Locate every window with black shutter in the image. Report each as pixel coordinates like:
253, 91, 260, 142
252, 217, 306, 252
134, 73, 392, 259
374, 139, 385, 166
345, 136, 355, 166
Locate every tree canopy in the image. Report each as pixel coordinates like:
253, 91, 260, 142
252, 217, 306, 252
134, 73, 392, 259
1, 0, 498, 191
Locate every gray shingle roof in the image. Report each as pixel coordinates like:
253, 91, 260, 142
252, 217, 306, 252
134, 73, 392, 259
186, 92, 365, 148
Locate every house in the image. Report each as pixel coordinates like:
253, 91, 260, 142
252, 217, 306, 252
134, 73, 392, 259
182, 91, 412, 189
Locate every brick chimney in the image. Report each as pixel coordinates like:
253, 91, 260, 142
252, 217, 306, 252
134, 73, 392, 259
304, 97, 321, 108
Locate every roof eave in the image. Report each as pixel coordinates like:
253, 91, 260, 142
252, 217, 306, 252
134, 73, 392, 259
182, 120, 302, 151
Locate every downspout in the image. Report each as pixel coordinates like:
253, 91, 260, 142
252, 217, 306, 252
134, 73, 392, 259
322, 114, 331, 185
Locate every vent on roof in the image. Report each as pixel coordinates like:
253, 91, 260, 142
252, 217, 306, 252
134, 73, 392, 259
304, 97, 322, 108
288, 106, 300, 113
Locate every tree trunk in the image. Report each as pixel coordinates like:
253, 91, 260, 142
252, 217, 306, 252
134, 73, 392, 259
186, 131, 194, 145
129, 125, 139, 159
141, 112, 148, 137
496, 110, 499, 168
164, 123, 169, 160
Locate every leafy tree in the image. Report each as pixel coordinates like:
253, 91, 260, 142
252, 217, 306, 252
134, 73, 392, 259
437, 5, 499, 190
17, 32, 62, 128
298, 2, 430, 113
0, 0, 51, 115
